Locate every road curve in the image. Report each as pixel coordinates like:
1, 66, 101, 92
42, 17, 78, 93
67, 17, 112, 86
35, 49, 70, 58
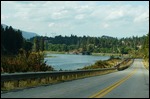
1, 59, 149, 98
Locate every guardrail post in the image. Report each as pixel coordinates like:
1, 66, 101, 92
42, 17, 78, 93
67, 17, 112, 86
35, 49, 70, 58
1, 81, 4, 89
15, 80, 19, 88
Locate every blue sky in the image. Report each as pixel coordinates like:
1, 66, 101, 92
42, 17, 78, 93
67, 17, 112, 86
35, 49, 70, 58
1, 1, 149, 38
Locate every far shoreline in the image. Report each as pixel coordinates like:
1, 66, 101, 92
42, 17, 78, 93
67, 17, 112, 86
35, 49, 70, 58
44, 51, 129, 57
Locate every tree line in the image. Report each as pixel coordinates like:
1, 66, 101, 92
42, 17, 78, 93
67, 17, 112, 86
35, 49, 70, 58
30, 34, 147, 56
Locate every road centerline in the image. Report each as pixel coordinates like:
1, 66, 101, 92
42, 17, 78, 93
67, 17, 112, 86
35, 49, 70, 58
89, 68, 137, 98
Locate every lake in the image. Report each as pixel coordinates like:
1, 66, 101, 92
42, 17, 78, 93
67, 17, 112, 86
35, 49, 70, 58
44, 54, 110, 70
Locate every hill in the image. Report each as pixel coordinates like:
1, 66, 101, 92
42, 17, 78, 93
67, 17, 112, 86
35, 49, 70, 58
1, 24, 38, 39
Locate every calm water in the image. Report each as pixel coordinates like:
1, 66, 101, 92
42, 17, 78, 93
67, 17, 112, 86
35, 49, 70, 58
44, 54, 110, 70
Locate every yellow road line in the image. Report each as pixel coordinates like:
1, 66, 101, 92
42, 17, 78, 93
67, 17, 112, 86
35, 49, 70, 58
89, 69, 137, 98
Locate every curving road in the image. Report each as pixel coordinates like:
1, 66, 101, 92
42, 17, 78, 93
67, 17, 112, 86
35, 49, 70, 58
1, 59, 149, 98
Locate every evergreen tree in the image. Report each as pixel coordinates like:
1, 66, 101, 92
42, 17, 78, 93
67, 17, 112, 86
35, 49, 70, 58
40, 37, 44, 51
33, 36, 40, 52
1, 25, 24, 54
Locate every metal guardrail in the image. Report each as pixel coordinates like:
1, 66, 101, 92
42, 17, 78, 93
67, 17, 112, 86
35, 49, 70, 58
1, 58, 133, 91
1, 68, 115, 82
114, 58, 133, 69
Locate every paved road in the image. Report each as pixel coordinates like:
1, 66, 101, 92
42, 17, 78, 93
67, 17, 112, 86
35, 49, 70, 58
1, 59, 149, 98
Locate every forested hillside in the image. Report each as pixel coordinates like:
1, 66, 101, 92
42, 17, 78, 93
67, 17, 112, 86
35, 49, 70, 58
1, 24, 38, 39
30, 34, 147, 57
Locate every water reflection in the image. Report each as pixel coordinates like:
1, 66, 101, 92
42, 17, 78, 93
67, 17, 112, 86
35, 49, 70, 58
44, 54, 110, 70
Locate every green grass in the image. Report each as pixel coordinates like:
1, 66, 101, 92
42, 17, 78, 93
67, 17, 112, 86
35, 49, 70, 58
79, 58, 122, 70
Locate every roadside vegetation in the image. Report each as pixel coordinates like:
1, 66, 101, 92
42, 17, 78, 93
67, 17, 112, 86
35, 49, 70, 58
142, 33, 149, 70
79, 57, 122, 70
143, 59, 149, 70
1, 25, 54, 73
1, 51, 54, 73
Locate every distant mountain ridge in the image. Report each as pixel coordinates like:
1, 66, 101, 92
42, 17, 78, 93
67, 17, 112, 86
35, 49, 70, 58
1, 24, 39, 39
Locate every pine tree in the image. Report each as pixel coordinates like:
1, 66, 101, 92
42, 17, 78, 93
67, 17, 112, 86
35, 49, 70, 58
33, 36, 40, 52
40, 37, 44, 51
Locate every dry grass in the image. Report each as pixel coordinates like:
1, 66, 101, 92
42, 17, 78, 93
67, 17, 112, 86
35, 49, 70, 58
1, 69, 117, 92
143, 59, 149, 70
3, 81, 15, 90
117, 59, 133, 71
107, 58, 122, 67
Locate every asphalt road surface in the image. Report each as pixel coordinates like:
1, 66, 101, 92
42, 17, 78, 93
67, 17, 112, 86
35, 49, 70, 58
1, 59, 149, 98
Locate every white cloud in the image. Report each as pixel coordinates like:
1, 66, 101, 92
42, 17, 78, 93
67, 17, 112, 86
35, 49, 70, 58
51, 9, 69, 20
103, 23, 110, 28
75, 14, 85, 20
75, 5, 92, 13
134, 11, 149, 23
105, 10, 124, 20
1, 1, 149, 37
48, 23, 55, 28
48, 22, 70, 29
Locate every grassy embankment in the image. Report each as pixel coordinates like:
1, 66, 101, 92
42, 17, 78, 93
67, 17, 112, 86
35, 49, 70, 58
92, 53, 131, 58
92, 53, 120, 56
117, 59, 133, 71
79, 58, 122, 70
143, 59, 149, 70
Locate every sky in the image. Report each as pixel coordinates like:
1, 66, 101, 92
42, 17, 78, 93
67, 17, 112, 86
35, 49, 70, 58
1, 1, 149, 38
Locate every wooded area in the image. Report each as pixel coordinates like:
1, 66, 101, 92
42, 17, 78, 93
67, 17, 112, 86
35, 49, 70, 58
30, 33, 149, 58
1, 25, 54, 73
1, 25, 149, 73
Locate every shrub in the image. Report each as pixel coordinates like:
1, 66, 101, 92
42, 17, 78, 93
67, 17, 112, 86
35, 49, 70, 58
1, 50, 54, 73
